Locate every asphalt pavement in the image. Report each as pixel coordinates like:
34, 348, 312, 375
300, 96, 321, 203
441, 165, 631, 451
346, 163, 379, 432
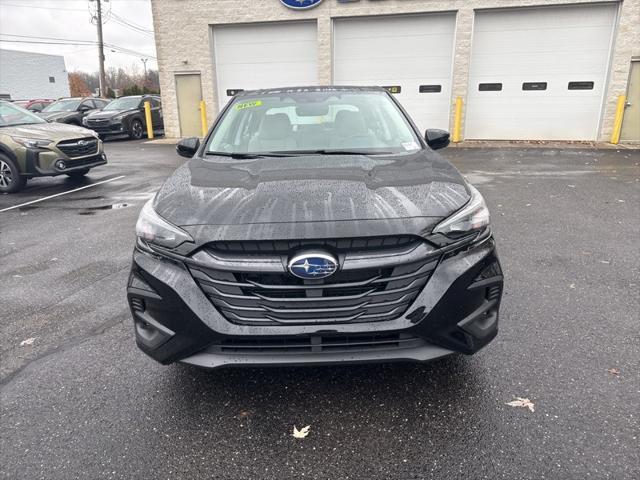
1, 140, 638, 480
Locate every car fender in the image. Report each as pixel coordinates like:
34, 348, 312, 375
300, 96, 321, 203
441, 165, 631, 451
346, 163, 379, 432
0, 142, 19, 163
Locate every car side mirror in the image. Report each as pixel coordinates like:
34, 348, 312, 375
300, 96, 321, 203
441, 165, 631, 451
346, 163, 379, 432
79, 105, 91, 112
425, 129, 450, 150
176, 137, 200, 158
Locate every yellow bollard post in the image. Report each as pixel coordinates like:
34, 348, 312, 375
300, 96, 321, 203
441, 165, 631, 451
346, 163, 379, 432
610, 95, 626, 144
144, 101, 154, 139
200, 100, 208, 137
452, 97, 463, 143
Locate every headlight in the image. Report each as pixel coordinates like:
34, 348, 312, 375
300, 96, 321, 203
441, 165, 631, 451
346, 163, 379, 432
432, 184, 490, 237
112, 114, 125, 122
12, 137, 53, 148
136, 199, 193, 249
82, 117, 88, 125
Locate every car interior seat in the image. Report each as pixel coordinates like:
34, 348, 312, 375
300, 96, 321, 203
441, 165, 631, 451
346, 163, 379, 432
248, 113, 297, 152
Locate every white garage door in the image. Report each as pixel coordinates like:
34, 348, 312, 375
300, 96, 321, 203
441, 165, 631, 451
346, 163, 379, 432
212, 22, 318, 110
466, 4, 618, 140
333, 14, 456, 133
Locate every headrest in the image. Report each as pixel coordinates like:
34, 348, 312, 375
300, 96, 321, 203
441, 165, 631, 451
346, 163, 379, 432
259, 113, 292, 140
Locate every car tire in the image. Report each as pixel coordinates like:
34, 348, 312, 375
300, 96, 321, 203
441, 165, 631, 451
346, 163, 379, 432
129, 119, 144, 140
0, 154, 27, 193
66, 169, 90, 180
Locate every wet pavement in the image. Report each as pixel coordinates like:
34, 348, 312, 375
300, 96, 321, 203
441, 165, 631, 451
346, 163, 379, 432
1, 141, 639, 479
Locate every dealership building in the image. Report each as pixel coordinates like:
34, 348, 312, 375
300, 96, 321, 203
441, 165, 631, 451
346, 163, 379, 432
150, 0, 639, 142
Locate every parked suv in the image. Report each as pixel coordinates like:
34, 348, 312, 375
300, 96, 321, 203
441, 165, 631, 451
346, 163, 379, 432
83, 95, 163, 140
127, 86, 503, 369
37, 97, 109, 125
0, 100, 107, 193
12, 99, 54, 112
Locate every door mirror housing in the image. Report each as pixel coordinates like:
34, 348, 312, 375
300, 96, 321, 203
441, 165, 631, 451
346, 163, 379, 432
78, 104, 91, 112
176, 137, 200, 158
425, 129, 450, 150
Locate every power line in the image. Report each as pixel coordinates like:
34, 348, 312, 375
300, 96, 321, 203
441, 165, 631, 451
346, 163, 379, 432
110, 12, 153, 34
0, 39, 94, 46
110, 16, 153, 36
0, 2, 87, 12
0, 33, 95, 44
0, 36, 156, 59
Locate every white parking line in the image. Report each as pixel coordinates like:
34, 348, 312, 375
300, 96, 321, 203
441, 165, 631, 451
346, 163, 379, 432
0, 175, 126, 213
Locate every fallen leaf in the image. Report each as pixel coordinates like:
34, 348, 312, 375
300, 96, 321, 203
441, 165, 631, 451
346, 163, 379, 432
569, 284, 576, 289
20, 337, 35, 346
506, 397, 535, 412
293, 425, 311, 439
525, 203, 532, 207
607, 368, 620, 376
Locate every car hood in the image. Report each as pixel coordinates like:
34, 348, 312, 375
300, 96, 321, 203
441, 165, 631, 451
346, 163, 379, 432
154, 151, 470, 241
3, 122, 96, 140
86, 109, 133, 120
37, 111, 75, 121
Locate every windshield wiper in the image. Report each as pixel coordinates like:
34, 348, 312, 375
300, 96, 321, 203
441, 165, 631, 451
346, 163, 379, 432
280, 149, 395, 156
205, 151, 293, 159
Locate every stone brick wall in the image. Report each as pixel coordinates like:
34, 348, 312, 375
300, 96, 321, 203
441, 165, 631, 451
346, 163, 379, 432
151, 0, 639, 141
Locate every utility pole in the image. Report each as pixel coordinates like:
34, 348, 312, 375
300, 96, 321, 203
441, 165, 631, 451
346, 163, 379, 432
93, 0, 106, 97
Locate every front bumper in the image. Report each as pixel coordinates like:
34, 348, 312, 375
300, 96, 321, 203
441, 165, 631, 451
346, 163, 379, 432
23, 147, 107, 177
127, 234, 503, 369
84, 121, 125, 135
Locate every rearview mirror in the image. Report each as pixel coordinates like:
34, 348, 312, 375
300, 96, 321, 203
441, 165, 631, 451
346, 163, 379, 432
176, 137, 200, 158
425, 129, 450, 150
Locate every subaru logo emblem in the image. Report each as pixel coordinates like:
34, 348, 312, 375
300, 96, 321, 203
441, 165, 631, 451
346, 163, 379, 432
287, 251, 338, 280
78, 140, 88, 146
280, 0, 323, 10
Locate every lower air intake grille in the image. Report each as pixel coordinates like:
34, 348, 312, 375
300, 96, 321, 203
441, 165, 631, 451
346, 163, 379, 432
213, 332, 426, 354
130, 297, 145, 312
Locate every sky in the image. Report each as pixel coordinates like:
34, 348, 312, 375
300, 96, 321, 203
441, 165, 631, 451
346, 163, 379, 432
0, 0, 157, 74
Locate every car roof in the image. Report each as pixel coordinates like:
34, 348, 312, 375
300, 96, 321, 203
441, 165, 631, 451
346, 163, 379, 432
235, 86, 387, 97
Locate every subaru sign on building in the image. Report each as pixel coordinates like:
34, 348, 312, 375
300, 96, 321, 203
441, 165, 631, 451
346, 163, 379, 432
149, 0, 639, 143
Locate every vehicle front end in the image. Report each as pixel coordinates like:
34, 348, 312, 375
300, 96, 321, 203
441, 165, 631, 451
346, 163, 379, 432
11, 125, 107, 177
126, 87, 504, 369
83, 111, 130, 136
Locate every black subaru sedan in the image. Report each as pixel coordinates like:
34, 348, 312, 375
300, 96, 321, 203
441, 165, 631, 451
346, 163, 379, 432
127, 86, 503, 369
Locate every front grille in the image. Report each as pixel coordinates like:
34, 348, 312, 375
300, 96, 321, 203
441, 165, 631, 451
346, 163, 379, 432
188, 238, 438, 326
212, 332, 426, 354
87, 118, 109, 126
57, 137, 99, 158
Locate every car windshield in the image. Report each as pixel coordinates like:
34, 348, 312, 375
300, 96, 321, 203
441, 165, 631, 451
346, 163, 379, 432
0, 101, 46, 127
205, 90, 421, 156
42, 99, 81, 112
103, 97, 141, 111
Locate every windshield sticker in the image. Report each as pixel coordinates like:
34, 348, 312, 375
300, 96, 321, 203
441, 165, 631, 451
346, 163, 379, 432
402, 142, 420, 151
235, 100, 263, 111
